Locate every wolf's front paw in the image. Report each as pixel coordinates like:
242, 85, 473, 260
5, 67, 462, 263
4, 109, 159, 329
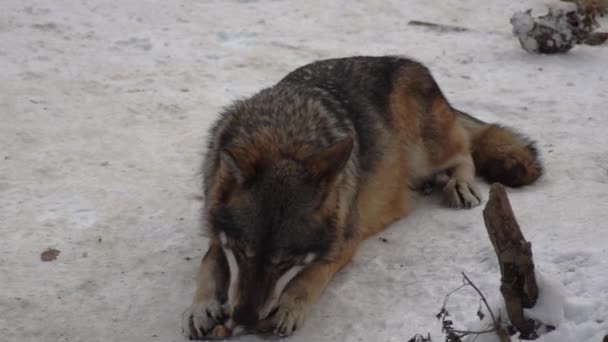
443, 178, 481, 208
271, 292, 311, 337
182, 299, 224, 340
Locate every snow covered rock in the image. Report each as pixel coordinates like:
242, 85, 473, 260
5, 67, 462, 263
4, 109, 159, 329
510, 8, 599, 53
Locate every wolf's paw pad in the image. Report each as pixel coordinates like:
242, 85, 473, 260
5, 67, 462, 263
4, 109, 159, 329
271, 294, 310, 337
182, 299, 224, 340
443, 178, 481, 209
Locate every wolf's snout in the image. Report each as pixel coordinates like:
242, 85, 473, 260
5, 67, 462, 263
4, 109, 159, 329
232, 305, 259, 326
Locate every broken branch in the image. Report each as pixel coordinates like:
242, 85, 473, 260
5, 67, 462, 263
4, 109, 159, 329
483, 183, 538, 339
407, 20, 470, 33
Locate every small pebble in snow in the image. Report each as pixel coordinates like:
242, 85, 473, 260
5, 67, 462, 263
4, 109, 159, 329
184, 257, 192, 261
41, 248, 60, 261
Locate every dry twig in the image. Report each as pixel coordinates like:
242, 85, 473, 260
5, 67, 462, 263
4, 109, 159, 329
408, 20, 470, 33
436, 273, 510, 342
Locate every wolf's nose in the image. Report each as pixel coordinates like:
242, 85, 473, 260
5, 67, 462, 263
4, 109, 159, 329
233, 306, 259, 326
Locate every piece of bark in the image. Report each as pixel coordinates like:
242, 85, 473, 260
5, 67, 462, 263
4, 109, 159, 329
483, 183, 539, 339
41, 248, 60, 261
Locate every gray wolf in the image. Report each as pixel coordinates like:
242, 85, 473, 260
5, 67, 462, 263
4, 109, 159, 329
181, 56, 542, 339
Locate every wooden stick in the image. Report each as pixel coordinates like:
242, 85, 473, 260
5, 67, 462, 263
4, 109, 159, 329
407, 20, 470, 33
482, 183, 539, 339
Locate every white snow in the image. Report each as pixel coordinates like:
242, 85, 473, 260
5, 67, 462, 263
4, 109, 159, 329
525, 272, 568, 328
1, 1, 607, 342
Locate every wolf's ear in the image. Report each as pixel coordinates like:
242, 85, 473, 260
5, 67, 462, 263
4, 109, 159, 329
220, 148, 250, 184
303, 136, 353, 182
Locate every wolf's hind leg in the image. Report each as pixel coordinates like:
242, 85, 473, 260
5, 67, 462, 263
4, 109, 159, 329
182, 241, 229, 340
443, 153, 481, 208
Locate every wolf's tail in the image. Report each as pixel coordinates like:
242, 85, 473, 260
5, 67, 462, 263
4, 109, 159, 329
455, 109, 542, 187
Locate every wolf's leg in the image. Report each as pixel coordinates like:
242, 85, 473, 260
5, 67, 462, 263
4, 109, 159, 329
389, 62, 481, 209
182, 241, 229, 340
442, 152, 481, 208
270, 239, 360, 336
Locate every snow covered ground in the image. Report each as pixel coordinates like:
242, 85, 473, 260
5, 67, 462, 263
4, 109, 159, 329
1, 1, 607, 341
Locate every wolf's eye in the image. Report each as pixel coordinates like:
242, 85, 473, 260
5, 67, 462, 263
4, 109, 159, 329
272, 256, 298, 270
269, 255, 282, 265
271, 249, 317, 266
270, 253, 292, 266
232, 244, 255, 260
244, 246, 256, 259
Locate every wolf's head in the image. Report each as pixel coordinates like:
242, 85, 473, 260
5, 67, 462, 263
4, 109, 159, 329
207, 137, 353, 327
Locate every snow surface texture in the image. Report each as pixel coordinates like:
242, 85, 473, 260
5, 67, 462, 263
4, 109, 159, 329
1, 1, 607, 341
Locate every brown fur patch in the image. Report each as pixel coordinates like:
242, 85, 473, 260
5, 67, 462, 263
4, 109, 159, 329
302, 137, 354, 182
470, 124, 542, 187
388, 81, 421, 143
423, 97, 467, 167
388, 64, 470, 177
356, 136, 413, 239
